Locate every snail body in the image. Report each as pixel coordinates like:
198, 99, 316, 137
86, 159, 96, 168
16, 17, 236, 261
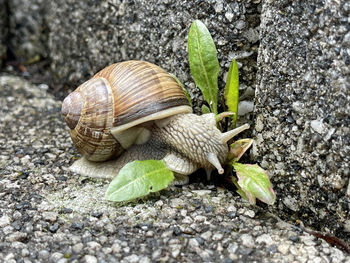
62, 60, 249, 181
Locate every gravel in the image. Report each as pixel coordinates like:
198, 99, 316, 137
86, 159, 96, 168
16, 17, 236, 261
1, 74, 349, 262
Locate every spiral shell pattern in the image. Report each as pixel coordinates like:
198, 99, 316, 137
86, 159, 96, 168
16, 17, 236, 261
62, 60, 191, 161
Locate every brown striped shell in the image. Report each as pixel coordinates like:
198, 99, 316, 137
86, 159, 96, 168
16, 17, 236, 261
61, 60, 192, 161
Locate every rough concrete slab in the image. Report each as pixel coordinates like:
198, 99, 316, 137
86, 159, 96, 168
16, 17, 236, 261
0, 0, 8, 67
48, 0, 260, 114
253, 0, 350, 241
7, 0, 48, 62
1, 75, 349, 262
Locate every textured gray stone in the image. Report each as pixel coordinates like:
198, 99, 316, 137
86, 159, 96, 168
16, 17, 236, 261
253, 0, 350, 240
8, 0, 48, 62
0, 0, 7, 67
48, 0, 260, 113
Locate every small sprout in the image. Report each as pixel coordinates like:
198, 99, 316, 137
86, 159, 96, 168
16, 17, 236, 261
228, 139, 254, 162
224, 59, 239, 128
232, 163, 276, 205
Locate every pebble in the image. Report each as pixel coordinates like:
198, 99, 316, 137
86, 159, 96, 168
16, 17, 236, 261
42, 212, 58, 222
171, 247, 181, 258
256, 234, 274, 246
21, 248, 29, 257
72, 243, 84, 253
139, 256, 151, 263
84, 255, 98, 263
194, 215, 207, 222
240, 234, 255, 248
71, 222, 84, 230
49, 223, 59, 233
87, 241, 102, 250
225, 11, 234, 22
151, 249, 162, 260
123, 254, 139, 263
300, 235, 316, 246
6, 232, 27, 242
111, 243, 122, 254
277, 243, 290, 255
170, 198, 185, 208
38, 249, 50, 259
201, 231, 212, 241
189, 238, 200, 248
59, 208, 73, 214
145, 230, 154, 237
212, 233, 223, 241
192, 190, 211, 196
289, 235, 300, 243
227, 211, 237, 219
237, 101, 254, 116
50, 252, 64, 262
310, 120, 326, 134
0, 215, 11, 227
243, 209, 255, 218
204, 206, 214, 213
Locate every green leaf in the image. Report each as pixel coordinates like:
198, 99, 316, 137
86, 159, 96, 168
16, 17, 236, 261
201, 104, 211, 114
169, 73, 192, 107
188, 20, 220, 114
105, 160, 174, 202
231, 176, 249, 201
233, 163, 276, 205
224, 59, 239, 128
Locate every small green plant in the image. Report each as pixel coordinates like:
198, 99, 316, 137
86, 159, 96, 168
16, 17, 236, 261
106, 160, 174, 202
106, 20, 275, 205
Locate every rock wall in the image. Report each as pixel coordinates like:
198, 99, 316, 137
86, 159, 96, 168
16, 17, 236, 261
7, 0, 48, 63
253, 0, 350, 240
0, 0, 8, 67
48, 0, 260, 113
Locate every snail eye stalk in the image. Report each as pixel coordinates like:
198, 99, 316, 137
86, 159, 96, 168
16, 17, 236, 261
220, 124, 250, 144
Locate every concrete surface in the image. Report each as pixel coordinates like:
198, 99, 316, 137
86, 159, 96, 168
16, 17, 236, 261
253, 0, 350, 241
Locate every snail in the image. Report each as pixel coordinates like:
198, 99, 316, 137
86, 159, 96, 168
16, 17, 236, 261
61, 60, 249, 183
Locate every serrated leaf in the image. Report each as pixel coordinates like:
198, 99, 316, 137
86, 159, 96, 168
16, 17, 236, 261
201, 104, 211, 114
105, 160, 174, 202
188, 20, 220, 114
233, 163, 276, 205
169, 73, 192, 107
228, 139, 254, 162
224, 59, 239, 128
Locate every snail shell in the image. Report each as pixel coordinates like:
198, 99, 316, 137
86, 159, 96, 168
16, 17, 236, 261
61, 60, 192, 161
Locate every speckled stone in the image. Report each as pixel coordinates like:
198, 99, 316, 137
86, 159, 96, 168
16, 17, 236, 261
7, 0, 48, 62
253, 0, 350, 241
0, 0, 7, 67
